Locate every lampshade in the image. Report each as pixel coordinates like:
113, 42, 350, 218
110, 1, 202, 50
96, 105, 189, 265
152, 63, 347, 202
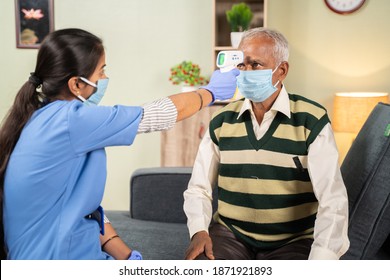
332, 92, 389, 133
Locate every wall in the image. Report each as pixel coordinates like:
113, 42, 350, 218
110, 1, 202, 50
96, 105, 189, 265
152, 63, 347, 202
266, 0, 390, 163
0, 0, 212, 210
266, 0, 390, 114
1, 0, 389, 210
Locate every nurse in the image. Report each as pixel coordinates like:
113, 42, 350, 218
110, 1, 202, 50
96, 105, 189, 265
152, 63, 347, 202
0, 28, 239, 260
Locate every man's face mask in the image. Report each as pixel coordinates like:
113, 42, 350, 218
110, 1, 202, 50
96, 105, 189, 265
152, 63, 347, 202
236, 64, 280, 103
77, 77, 109, 106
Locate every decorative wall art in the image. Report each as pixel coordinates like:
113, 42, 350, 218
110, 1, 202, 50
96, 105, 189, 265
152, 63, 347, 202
15, 0, 54, 49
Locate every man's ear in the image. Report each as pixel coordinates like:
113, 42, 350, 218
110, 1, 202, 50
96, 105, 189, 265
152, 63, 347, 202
68, 77, 80, 97
278, 61, 289, 81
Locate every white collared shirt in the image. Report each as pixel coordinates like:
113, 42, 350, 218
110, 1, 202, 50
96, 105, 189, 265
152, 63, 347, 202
183, 87, 350, 260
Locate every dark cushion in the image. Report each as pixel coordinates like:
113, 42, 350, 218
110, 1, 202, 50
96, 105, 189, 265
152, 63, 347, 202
340, 102, 390, 259
105, 211, 189, 260
130, 167, 193, 223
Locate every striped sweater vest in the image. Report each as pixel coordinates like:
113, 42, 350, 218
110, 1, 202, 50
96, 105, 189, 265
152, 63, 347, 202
209, 94, 330, 249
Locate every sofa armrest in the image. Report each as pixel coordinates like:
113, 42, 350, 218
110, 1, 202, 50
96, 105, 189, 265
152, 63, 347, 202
340, 102, 390, 259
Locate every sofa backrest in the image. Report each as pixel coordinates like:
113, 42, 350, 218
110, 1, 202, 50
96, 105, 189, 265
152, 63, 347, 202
130, 167, 218, 224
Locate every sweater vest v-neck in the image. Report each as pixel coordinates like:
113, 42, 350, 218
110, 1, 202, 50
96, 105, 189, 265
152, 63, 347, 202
209, 94, 330, 249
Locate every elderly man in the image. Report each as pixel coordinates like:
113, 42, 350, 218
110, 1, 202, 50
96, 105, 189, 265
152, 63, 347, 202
183, 27, 350, 260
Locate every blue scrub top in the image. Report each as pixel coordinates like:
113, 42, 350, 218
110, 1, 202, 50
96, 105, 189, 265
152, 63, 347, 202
3, 100, 143, 259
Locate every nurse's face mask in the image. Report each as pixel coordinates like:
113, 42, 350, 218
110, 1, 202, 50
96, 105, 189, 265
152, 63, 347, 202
77, 77, 109, 106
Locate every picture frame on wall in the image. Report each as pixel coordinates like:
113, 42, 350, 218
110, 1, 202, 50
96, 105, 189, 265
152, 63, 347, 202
15, 0, 54, 49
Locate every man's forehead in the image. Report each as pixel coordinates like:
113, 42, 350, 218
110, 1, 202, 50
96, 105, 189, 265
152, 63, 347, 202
241, 39, 273, 53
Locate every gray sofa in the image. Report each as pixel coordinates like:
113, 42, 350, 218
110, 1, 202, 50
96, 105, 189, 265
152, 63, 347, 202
105, 167, 193, 260
106, 103, 390, 260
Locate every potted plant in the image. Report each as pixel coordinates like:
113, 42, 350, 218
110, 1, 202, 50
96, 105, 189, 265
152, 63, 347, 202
226, 3, 253, 48
169, 61, 209, 92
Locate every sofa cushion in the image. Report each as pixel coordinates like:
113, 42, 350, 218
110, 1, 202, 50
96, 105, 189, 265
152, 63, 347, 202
105, 211, 189, 260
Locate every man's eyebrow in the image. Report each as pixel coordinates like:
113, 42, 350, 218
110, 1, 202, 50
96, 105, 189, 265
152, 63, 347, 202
245, 57, 263, 64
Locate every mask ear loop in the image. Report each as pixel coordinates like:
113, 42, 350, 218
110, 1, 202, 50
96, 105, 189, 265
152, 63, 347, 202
77, 95, 87, 102
78, 76, 98, 94
272, 62, 282, 74
75, 90, 87, 102
78, 76, 97, 88
272, 62, 283, 87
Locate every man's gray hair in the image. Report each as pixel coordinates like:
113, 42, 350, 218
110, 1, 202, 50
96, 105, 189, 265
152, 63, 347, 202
240, 27, 289, 63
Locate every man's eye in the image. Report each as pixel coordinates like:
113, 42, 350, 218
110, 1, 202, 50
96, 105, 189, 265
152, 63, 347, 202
252, 63, 261, 69
236, 63, 245, 69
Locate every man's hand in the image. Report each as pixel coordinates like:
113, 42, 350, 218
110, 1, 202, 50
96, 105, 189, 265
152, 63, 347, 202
185, 231, 215, 260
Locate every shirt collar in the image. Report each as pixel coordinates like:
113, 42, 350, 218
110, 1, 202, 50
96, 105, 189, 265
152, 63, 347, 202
237, 85, 291, 119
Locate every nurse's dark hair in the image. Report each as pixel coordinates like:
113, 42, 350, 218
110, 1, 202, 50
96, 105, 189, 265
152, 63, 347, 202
0, 28, 104, 259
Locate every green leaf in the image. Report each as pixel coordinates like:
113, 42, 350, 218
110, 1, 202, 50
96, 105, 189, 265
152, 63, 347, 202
226, 3, 253, 32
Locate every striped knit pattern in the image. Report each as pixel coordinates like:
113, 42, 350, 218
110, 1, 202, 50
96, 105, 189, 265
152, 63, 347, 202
209, 94, 330, 249
138, 97, 177, 133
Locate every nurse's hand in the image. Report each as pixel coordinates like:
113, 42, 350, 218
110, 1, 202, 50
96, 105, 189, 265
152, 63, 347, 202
201, 68, 240, 104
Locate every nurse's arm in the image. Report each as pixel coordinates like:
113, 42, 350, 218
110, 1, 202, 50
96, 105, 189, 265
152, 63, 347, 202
100, 223, 132, 260
168, 88, 213, 122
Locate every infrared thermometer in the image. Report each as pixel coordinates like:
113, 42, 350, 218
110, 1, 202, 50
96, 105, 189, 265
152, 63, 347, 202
216, 50, 244, 72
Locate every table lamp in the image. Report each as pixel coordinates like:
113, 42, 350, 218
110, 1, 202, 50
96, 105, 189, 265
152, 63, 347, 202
332, 92, 389, 164
333, 92, 389, 133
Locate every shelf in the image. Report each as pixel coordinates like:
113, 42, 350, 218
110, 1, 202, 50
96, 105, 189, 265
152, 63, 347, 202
213, 0, 265, 47
212, 0, 266, 69
214, 46, 236, 51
